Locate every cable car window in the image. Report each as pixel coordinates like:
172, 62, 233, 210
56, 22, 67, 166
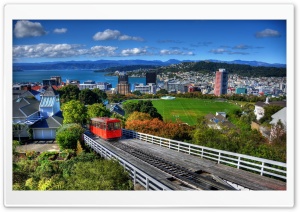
114, 122, 121, 130
107, 123, 114, 131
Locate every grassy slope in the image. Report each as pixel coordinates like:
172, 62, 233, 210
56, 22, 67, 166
127, 98, 241, 125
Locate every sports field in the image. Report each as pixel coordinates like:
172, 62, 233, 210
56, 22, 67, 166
150, 98, 240, 125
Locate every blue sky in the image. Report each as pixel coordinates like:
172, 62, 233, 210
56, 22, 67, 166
13, 20, 286, 64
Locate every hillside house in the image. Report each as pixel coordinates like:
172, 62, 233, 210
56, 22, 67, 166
254, 98, 286, 120
13, 86, 63, 140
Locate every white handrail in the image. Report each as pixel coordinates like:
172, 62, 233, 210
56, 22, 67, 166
83, 133, 172, 191
122, 129, 286, 180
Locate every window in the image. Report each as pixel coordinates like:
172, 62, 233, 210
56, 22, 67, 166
107, 123, 114, 131
114, 122, 121, 130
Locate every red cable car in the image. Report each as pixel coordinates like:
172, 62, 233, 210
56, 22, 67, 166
89, 117, 122, 140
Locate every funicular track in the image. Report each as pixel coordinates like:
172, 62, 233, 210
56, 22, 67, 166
110, 141, 236, 190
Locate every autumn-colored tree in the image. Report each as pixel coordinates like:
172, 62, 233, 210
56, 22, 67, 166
125, 118, 193, 141
126, 112, 152, 122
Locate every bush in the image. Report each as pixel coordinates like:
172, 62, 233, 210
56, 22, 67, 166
56, 124, 84, 150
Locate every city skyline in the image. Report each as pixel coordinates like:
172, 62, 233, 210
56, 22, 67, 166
13, 20, 286, 64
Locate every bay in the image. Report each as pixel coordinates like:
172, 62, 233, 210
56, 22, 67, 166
13, 69, 146, 89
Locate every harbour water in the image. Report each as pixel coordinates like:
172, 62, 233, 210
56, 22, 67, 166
13, 69, 146, 89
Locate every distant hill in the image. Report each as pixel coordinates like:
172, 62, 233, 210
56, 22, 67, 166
13, 59, 183, 71
13, 59, 286, 71
159, 61, 286, 77
205, 59, 286, 68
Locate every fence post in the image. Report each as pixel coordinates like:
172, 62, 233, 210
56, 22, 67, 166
133, 170, 136, 185
218, 152, 221, 164
146, 178, 149, 190
237, 156, 241, 169
188, 145, 191, 155
261, 162, 265, 176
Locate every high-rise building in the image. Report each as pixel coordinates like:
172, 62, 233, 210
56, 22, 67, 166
117, 73, 130, 95
214, 68, 228, 96
118, 74, 129, 84
117, 83, 130, 95
146, 72, 157, 85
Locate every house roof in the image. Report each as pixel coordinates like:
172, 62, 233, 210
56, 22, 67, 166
205, 113, 235, 129
106, 104, 125, 116
31, 85, 42, 91
13, 97, 40, 118
270, 107, 286, 125
43, 86, 59, 96
13, 90, 40, 100
31, 111, 63, 129
40, 96, 56, 107
255, 101, 286, 108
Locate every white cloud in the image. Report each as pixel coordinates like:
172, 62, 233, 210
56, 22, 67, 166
53, 28, 67, 34
14, 20, 46, 38
93, 29, 144, 41
93, 29, 121, 40
13, 43, 118, 58
209, 48, 228, 54
160, 49, 194, 56
90, 46, 118, 56
233, 44, 251, 50
210, 47, 249, 55
119, 35, 144, 41
255, 29, 281, 38
121, 48, 147, 56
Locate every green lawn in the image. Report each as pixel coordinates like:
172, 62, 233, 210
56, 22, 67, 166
127, 98, 241, 126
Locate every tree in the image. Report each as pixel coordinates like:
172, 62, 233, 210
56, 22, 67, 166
65, 160, 133, 190
58, 85, 80, 103
270, 120, 286, 145
126, 112, 152, 122
156, 89, 168, 95
259, 105, 283, 124
92, 88, 107, 103
123, 101, 140, 115
56, 123, 84, 150
86, 103, 111, 120
61, 100, 86, 124
125, 117, 193, 141
123, 100, 163, 120
132, 90, 142, 96
78, 89, 98, 105
13, 123, 27, 142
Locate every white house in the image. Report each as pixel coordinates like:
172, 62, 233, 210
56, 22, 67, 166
254, 99, 286, 120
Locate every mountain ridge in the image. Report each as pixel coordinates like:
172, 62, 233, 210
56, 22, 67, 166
13, 59, 286, 70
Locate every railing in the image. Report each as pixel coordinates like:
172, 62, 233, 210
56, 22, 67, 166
83, 133, 172, 191
122, 129, 287, 180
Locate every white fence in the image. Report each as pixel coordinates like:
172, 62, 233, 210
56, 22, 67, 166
83, 133, 172, 191
122, 129, 287, 180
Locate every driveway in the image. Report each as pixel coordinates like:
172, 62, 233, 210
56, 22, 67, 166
16, 140, 60, 153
